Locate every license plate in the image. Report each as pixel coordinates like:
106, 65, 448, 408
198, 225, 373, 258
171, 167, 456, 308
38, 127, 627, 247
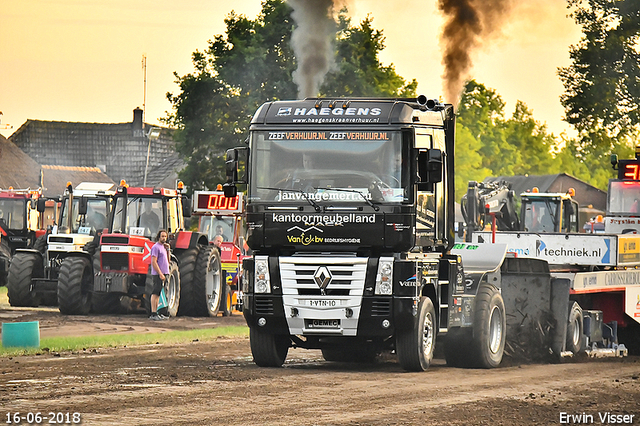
306, 299, 338, 307
305, 319, 340, 329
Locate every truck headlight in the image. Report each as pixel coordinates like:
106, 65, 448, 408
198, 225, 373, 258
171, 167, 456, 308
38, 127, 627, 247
375, 257, 394, 295
254, 256, 271, 294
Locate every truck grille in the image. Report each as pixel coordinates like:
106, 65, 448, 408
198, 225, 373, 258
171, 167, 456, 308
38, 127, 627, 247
279, 256, 367, 296
101, 252, 129, 271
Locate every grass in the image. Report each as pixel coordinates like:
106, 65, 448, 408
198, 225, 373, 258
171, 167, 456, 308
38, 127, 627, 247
0, 325, 249, 357
1, 285, 249, 356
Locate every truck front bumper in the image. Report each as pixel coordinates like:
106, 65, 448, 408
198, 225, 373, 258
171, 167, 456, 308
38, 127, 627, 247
243, 294, 418, 337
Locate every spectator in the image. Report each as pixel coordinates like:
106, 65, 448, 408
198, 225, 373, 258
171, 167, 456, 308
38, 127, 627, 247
149, 229, 170, 320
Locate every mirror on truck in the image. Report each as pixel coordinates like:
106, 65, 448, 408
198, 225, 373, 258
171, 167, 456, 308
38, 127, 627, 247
78, 197, 88, 216
417, 149, 443, 190
224, 148, 240, 198
36, 198, 46, 213
226, 148, 238, 184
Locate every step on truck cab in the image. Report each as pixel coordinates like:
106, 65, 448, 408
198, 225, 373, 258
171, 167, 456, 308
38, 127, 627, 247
223, 97, 576, 371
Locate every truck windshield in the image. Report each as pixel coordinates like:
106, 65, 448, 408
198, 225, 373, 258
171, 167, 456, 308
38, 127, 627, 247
0, 199, 25, 230
112, 196, 163, 238
608, 181, 640, 215
248, 130, 408, 204
59, 198, 109, 234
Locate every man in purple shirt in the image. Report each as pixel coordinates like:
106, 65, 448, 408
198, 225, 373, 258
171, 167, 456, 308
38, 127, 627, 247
150, 229, 170, 320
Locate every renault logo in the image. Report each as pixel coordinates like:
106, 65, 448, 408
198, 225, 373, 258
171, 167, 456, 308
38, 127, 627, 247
313, 266, 332, 294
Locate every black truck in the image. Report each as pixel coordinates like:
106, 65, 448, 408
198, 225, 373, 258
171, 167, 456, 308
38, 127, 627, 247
223, 97, 614, 371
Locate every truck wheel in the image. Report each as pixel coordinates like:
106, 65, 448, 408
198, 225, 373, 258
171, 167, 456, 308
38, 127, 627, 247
249, 327, 290, 367
221, 283, 232, 316
471, 284, 506, 368
165, 261, 181, 317
444, 327, 473, 367
396, 296, 436, 371
566, 302, 584, 354
58, 257, 92, 315
7, 252, 43, 307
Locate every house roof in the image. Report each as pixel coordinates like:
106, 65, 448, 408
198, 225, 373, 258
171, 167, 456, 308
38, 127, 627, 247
9, 110, 178, 187
41, 165, 115, 198
144, 152, 186, 189
0, 133, 41, 189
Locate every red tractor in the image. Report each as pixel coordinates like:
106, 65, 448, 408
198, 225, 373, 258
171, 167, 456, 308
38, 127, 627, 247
192, 189, 250, 315
0, 187, 47, 288
57, 181, 223, 316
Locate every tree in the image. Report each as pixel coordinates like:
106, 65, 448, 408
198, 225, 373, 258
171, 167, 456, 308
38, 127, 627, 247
165, 1, 416, 191
558, 0, 640, 150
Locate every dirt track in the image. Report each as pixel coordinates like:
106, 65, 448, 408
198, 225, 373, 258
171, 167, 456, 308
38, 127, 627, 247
2, 306, 640, 426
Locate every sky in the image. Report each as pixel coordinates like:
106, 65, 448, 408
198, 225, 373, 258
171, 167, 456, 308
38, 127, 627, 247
0, 0, 582, 139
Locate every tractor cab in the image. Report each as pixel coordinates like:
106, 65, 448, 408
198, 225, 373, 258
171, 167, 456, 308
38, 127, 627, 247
520, 187, 579, 233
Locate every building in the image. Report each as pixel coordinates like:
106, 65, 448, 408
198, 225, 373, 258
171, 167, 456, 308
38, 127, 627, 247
0, 133, 41, 189
9, 108, 183, 188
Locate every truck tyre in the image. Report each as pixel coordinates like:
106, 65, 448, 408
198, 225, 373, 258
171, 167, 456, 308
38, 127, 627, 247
7, 252, 43, 307
396, 296, 436, 371
471, 284, 506, 368
566, 302, 584, 355
164, 261, 181, 317
57, 257, 92, 315
221, 283, 232, 317
0, 239, 12, 286
177, 246, 221, 317
444, 327, 473, 367
249, 327, 290, 367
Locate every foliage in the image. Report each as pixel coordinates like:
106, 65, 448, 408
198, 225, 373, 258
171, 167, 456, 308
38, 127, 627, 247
559, 0, 640, 143
165, 0, 416, 192
454, 80, 568, 200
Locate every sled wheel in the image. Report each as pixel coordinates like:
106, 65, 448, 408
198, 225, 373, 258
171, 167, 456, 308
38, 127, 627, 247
249, 327, 290, 367
396, 296, 437, 371
471, 284, 506, 368
566, 302, 584, 354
